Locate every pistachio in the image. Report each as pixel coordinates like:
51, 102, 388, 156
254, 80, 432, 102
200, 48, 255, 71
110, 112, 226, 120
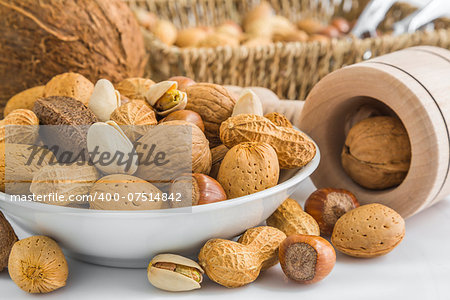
89, 79, 121, 122
232, 89, 263, 116
86, 121, 138, 175
148, 254, 204, 292
145, 81, 187, 116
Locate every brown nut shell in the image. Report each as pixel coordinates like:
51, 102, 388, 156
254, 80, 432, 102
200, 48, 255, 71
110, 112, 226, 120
341, 116, 411, 190
279, 234, 336, 284
305, 188, 359, 236
136, 120, 212, 182
110, 100, 157, 142
90, 174, 166, 210
217, 142, 279, 199
264, 112, 293, 128
331, 203, 405, 258
163, 110, 205, 132
0, 109, 39, 144
209, 144, 229, 179
0, 211, 18, 271
186, 83, 236, 147
44, 72, 94, 106
8, 236, 68, 293
115, 78, 155, 101
170, 173, 227, 207
168, 76, 197, 92
220, 114, 316, 169
267, 198, 320, 236
4, 86, 45, 116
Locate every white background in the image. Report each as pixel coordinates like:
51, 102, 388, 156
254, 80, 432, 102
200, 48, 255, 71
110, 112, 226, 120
1, 178, 450, 300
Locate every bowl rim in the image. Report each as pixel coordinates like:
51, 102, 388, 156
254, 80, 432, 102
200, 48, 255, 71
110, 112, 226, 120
0, 146, 320, 217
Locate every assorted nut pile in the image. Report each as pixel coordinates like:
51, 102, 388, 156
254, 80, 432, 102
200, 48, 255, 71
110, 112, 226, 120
0, 71, 315, 208
134, 1, 356, 48
0, 187, 405, 293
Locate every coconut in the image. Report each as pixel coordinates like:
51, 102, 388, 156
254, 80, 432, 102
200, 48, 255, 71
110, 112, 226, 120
0, 0, 146, 111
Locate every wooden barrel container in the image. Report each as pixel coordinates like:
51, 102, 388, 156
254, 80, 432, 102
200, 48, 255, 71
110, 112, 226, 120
299, 46, 450, 218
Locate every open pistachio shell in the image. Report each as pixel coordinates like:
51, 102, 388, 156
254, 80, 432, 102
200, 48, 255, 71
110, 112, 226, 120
87, 121, 138, 175
232, 88, 263, 116
156, 91, 187, 116
145, 81, 178, 106
148, 254, 204, 292
89, 79, 121, 122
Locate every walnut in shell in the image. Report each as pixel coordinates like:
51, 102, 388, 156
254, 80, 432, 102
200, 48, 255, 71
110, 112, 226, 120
135, 121, 212, 183
1, 144, 56, 194
217, 142, 279, 199
30, 163, 100, 206
0, 109, 39, 144
4, 86, 45, 116
8, 236, 68, 293
186, 83, 236, 147
110, 100, 157, 142
44, 72, 94, 106
115, 78, 155, 101
341, 116, 411, 190
90, 174, 166, 210
220, 114, 316, 169
0, 211, 18, 272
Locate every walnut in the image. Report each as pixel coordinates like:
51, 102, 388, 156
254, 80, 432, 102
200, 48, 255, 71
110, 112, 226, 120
341, 116, 411, 190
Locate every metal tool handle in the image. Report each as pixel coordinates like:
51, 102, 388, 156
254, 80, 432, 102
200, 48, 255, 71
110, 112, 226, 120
393, 0, 450, 35
351, 0, 398, 38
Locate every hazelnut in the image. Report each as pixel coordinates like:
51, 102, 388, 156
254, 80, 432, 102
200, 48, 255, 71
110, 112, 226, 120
341, 116, 411, 190
170, 173, 227, 207
331, 17, 350, 34
304, 188, 360, 236
163, 110, 205, 132
167, 76, 196, 92
279, 234, 335, 284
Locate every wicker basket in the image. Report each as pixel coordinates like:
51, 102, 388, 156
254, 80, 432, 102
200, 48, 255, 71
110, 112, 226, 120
125, 0, 450, 100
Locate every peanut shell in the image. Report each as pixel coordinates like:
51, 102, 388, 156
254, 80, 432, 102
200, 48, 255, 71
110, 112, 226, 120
264, 112, 293, 128
220, 114, 316, 169
266, 198, 320, 236
217, 142, 279, 199
331, 203, 405, 258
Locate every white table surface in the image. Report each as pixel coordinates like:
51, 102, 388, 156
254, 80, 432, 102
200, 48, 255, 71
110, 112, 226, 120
1, 177, 450, 300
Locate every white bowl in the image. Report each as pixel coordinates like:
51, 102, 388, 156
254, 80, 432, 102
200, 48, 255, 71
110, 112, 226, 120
0, 150, 319, 268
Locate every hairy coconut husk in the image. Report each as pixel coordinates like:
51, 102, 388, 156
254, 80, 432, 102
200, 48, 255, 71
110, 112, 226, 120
0, 0, 146, 113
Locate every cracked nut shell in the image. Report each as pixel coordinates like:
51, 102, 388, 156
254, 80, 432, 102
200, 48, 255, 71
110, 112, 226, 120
305, 188, 359, 236
342, 116, 411, 190
279, 234, 335, 284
